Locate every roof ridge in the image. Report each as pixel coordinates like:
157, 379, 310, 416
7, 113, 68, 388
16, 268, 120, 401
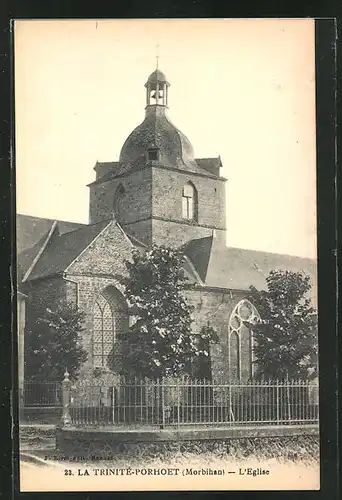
183, 254, 204, 285
27, 219, 113, 281
25, 219, 112, 261
183, 235, 213, 248
115, 221, 148, 248
22, 221, 58, 282
163, 113, 184, 166
96, 161, 120, 166
196, 157, 220, 161
203, 235, 214, 282
226, 245, 316, 261
17, 213, 87, 226
54, 218, 111, 238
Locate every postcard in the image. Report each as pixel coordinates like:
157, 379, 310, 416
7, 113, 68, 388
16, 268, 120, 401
15, 18, 321, 492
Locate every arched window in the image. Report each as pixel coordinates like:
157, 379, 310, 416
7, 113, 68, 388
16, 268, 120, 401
228, 299, 260, 380
93, 295, 114, 368
182, 182, 197, 221
114, 184, 125, 222
92, 286, 129, 368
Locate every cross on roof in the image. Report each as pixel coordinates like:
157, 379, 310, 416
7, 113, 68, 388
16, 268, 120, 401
156, 44, 159, 69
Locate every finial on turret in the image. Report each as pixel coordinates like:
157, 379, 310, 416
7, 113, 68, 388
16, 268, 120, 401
156, 44, 159, 69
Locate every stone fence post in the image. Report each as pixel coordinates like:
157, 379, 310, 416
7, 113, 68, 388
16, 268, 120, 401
61, 369, 72, 427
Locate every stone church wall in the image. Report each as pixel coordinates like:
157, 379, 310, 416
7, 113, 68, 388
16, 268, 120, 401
184, 288, 254, 382
64, 221, 134, 375
89, 168, 152, 225
23, 275, 254, 383
63, 274, 126, 374
152, 167, 226, 230
66, 222, 133, 277
89, 164, 226, 248
59, 280, 254, 382
151, 219, 226, 248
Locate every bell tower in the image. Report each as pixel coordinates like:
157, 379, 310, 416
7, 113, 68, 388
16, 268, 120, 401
145, 69, 170, 110
145, 54, 170, 108
88, 67, 227, 248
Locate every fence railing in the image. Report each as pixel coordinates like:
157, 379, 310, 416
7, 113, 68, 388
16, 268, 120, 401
64, 376, 319, 428
23, 381, 62, 408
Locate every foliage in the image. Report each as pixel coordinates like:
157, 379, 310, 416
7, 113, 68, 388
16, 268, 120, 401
25, 300, 88, 381
109, 245, 218, 379
245, 270, 318, 380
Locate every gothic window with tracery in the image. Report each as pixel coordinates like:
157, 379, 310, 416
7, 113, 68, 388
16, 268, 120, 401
182, 182, 197, 221
92, 295, 115, 368
228, 299, 260, 380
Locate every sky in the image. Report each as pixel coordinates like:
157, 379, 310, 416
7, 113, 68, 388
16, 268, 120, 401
14, 19, 317, 258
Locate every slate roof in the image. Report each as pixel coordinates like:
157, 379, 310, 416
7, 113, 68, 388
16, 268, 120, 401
17, 228, 53, 283
183, 235, 317, 303
196, 157, 222, 176
17, 214, 149, 282
146, 68, 168, 84
93, 161, 120, 182
26, 219, 112, 281
17, 214, 317, 307
17, 214, 86, 255
118, 105, 217, 177
17, 214, 87, 285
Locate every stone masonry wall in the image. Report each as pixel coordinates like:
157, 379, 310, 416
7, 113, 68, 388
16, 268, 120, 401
24, 271, 255, 383
184, 288, 255, 382
152, 167, 226, 230
64, 221, 134, 374
66, 221, 133, 277
89, 164, 226, 248
63, 274, 127, 374
64, 281, 255, 381
151, 220, 226, 248
89, 169, 152, 225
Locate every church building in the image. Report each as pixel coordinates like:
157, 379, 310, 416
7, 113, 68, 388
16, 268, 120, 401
17, 68, 317, 384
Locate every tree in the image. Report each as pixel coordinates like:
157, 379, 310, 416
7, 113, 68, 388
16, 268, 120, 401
25, 301, 88, 381
245, 270, 318, 380
110, 245, 218, 379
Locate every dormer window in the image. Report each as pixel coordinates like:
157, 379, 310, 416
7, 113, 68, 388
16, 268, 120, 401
148, 150, 158, 161
182, 182, 197, 221
147, 146, 159, 162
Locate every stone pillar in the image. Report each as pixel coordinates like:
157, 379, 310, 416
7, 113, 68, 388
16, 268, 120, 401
162, 83, 166, 106
61, 369, 72, 427
156, 82, 159, 104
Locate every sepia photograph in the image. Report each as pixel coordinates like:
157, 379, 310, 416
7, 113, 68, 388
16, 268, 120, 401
15, 18, 319, 492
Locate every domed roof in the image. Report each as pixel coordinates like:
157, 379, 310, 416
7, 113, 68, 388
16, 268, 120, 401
146, 68, 168, 84
119, 106, 198, 171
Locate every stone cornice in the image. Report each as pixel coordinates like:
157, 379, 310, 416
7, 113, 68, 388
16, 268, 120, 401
88, 162, 227, 187
122, 216, 226, 232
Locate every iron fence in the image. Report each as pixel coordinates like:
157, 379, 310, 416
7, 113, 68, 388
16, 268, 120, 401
69, 377, 319, 428
23, 381, 62, 407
